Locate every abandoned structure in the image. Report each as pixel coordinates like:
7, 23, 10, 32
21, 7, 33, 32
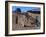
12, 11, 40, 30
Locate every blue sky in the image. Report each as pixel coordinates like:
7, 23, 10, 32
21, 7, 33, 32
12, 6, 40, 12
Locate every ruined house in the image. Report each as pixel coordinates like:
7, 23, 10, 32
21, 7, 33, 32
12, 11, 40, 30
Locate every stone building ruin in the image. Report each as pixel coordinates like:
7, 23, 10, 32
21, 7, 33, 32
12, 12, 40, 30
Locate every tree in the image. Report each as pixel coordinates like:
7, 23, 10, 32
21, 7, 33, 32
15, 8, 21, 12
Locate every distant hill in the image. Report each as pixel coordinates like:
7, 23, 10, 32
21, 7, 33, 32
13, 11, 40, 14
27, 10, 40, 14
